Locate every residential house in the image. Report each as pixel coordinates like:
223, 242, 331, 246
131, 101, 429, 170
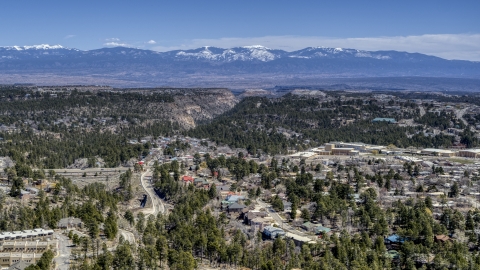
263, 226, 285, 239
283, 201, 292, 212
301, 222, 317, 232
385, 234, 405, 245
244, 211, 268, 225
225, 194, 245, 203
285, 232, 315, 246
182, 176, 194, 185
250, 217, 271, 231
193, 178, 210, 189
227, 203, 246, 214
57, 217, 83, 229
314, 225, 332, 235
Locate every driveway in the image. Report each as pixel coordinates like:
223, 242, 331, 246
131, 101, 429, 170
256, 198, 308, 237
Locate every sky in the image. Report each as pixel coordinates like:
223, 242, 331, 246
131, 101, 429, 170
1, 0, 480, 60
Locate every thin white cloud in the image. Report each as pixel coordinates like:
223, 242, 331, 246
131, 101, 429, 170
151, 34, 480, 61
103, 42, 129, 47
105, 38, 120, 42
64, 35, 76, 39
147, 40, 156, 44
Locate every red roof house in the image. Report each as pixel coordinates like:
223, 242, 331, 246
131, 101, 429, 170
182, 175, 194, 183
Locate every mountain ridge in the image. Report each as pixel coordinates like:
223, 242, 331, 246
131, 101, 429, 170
1, 44, 479, 87
0, 44, 470, 62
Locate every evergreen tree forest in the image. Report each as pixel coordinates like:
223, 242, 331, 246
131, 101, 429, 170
188, 95, 457, 155
0, 87, 180, 168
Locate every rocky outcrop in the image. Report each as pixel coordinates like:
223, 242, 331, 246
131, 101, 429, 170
128, 88, 238, 129
171, 88, 238, 128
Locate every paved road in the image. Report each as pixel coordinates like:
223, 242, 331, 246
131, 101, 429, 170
53, 168, 166, 264
419, 105, 426, 117
256, 198, 308, 237
455, 106, 469, 126
54, 233, 71, 270
114, 169, 165, 247
53, 167, 130, 174
140, 169, 165, 217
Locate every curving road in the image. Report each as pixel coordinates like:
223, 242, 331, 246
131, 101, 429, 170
115, 170, 164, 248
119, 229, 136, 245
140, 169, 165, 217
54, 168, 165, 267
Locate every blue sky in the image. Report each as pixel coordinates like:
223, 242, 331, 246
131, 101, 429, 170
1, 0, 480, 60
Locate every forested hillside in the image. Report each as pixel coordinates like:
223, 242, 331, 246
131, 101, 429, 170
1, 87, 476, 169
187, 95, 457, 155
0, 86, 236, 168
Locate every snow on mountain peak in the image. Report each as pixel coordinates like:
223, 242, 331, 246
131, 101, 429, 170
174, 45, 279, 62
242, 45, 271, 50
24, 44, 65, 50
2, 44, 66, 50
0, 44, 395, 62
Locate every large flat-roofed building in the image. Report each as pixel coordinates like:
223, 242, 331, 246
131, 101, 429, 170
325, 143, 335, 152
0, 240, 57, 253
288, 151, 317, 158
321, 143, 360, 156
0, 229, 54, 243
333, 142, 368, 151
458, 149, 480, 158
332, 148, 357, 156
0, 239, 57, 267
372, 118, 397, 123
311, 147, 332, 155
326, 142, 385, 155
421, 148, 456, 157
0, 252, 42, 268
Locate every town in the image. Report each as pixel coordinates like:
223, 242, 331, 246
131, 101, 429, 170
3, 133, 480, 268
3, 86, 480, 269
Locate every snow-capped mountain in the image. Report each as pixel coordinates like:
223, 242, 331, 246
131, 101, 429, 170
0, 43, 466, 63
2, 44, 67, 50
288, 47, 391, 60
169, 45, 286, 62
0, 44, 79, 60
0, 44, 479, 86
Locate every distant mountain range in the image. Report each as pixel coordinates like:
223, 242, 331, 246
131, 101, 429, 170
1, 44, 479, 87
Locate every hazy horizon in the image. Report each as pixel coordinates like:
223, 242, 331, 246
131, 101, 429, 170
1, 1, 480, 60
